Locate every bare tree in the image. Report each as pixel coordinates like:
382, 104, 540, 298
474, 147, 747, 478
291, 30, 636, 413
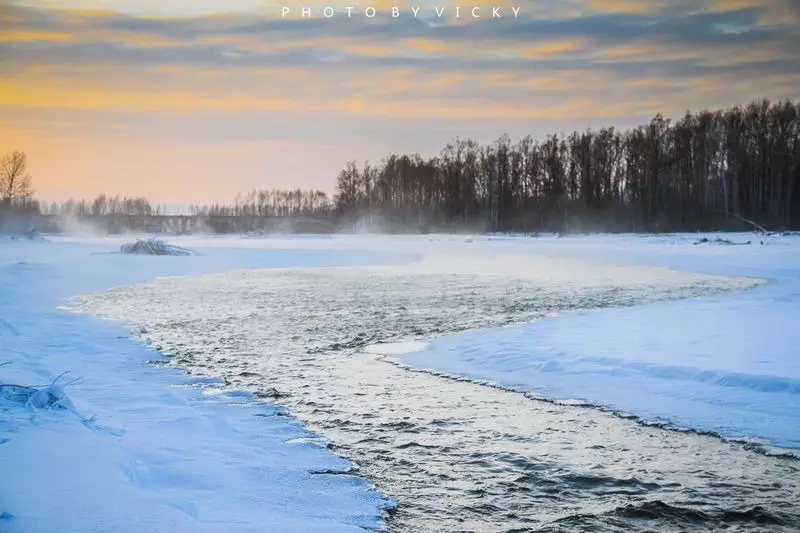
330, 98, 800, 232
0, 150, 33, 209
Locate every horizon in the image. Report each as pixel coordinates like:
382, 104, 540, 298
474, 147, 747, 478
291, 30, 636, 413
2, 0, 800, 204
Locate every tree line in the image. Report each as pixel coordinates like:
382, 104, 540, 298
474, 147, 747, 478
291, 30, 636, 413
333, 99, 800, 232
0, 150, 335, 233
25, 191, 334, 234
4, 98, 800, 234
188, 189, 332, 218
39, 195, 168, 217
32, 190, 332, 219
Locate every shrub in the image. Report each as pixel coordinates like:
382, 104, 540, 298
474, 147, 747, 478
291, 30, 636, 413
120, 237, 197, 256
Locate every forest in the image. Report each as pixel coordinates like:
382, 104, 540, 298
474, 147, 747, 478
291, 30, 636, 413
332, 99, 800, 233
2, 98, 799, 234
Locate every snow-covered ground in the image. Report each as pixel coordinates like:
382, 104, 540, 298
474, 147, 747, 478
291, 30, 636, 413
0, 236, 414, 533
369, 232, 800, 452
2, 231, 798, 532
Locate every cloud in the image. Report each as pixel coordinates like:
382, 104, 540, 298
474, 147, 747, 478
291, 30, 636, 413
3, 11, 797, 72
1, 0, 798, 201
2, 3, 797, 116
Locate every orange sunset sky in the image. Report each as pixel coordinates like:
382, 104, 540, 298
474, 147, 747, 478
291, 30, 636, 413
1, 0, 799, 204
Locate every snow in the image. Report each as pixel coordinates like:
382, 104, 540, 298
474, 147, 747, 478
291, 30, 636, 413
2, 231, 798, 532
0, 236, 414, 533
364, 341, 428, 356
381, 232, 800, 452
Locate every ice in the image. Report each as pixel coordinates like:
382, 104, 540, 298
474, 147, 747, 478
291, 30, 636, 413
392, 232, 800, 451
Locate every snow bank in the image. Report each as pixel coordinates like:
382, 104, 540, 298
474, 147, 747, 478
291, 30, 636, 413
384, 232, 800, 452
0, 236, 414, 533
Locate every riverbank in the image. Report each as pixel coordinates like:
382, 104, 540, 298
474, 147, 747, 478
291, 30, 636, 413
0, 236, 412, 533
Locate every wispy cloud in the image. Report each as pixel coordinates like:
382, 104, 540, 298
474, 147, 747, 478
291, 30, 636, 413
1, 0, 798, 200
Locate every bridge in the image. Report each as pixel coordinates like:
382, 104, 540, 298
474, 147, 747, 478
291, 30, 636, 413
1, 214, 338, 235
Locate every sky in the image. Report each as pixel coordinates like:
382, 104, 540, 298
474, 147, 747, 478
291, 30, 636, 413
1, 0, 799, 204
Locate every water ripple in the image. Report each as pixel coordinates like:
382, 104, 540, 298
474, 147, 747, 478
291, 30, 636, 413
70, 259, 799, 532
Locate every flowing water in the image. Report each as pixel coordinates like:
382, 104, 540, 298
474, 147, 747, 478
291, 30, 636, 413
70, 252, 800, 533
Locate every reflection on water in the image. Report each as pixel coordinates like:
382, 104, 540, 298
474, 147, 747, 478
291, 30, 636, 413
71, 255, 799, 532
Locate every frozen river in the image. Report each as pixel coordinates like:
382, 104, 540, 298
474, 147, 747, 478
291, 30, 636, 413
70, 243, 800, 533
